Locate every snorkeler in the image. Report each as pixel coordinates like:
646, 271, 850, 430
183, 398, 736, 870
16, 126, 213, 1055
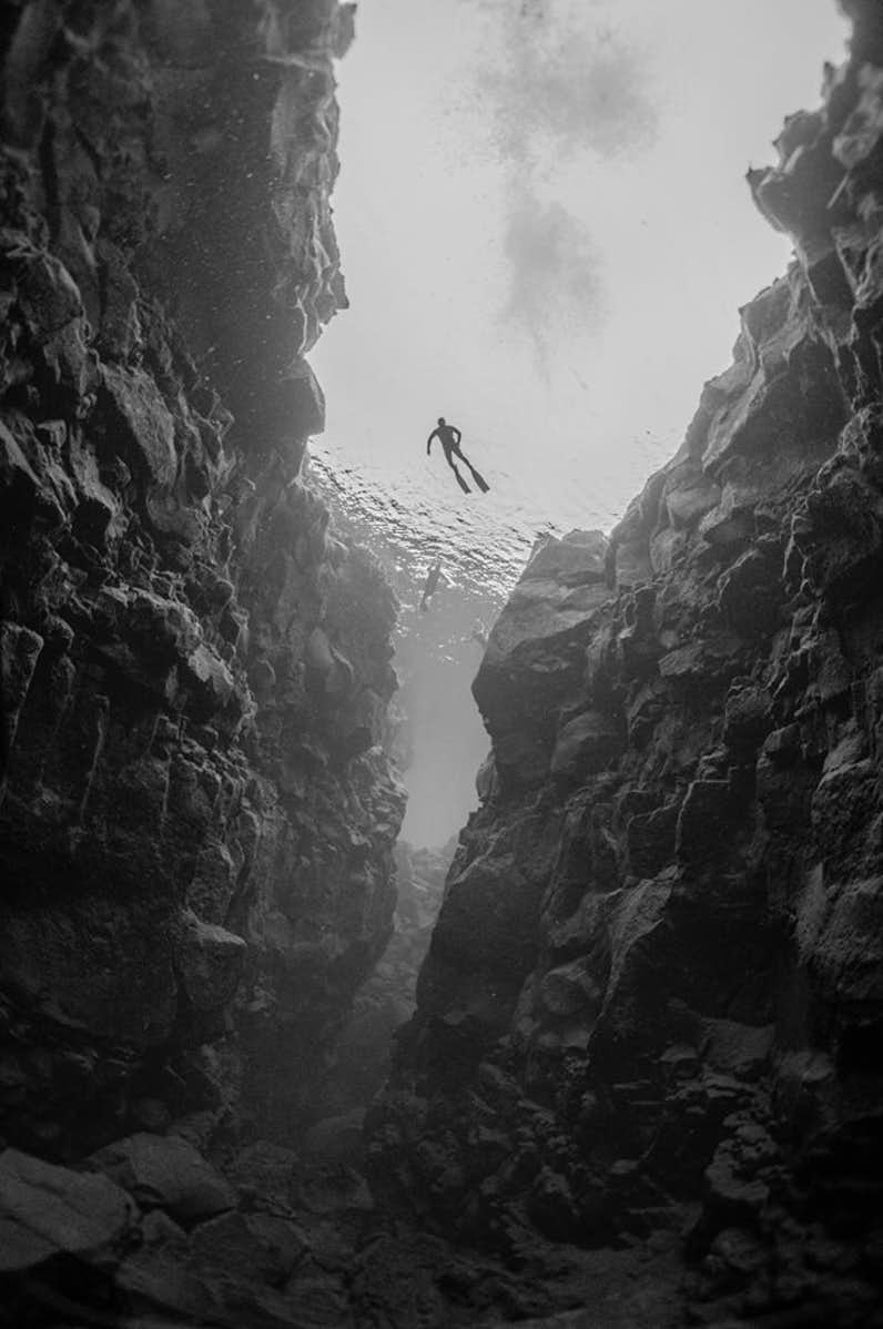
420, 559, 442, 612
426, 417, 490, 494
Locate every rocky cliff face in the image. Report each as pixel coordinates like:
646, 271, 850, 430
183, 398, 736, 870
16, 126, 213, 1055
0, 0, 404, 1157
373, 9, 883, 1323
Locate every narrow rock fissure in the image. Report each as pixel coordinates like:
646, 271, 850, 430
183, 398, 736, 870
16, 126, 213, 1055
1, 2, 883, 1327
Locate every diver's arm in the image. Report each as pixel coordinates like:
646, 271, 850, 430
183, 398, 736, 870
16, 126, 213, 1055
426, 429, 437, 455
452, 426, 462, 445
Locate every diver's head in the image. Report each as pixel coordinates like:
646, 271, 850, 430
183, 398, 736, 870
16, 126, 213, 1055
437, 416, 445, 426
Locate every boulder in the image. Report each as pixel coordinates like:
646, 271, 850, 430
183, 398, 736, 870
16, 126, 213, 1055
0, 420, 69, 530
478, 573, 610, 680
276, 359, 326, 437
723, 684, 772, 745
676, 779, 743, 867
662, 462, 721, 528
702, 1020, 774, 1080
603, 879, 673, 1028
626, 802, 680, 880
189, 1210, 306, 1285
182, 643, 237, 716
473, 533, 613, 786
0, 1147, 134, 1274
537, 958, 603, 1021
550, 709, 624, 781
175, 910, 246, 1012
98, 364, 177, 489
88, 1133, 236, 1226
806, 876, 883, 1005
718, 545, 786, 636
520, 530, 607, 585
302, 1109, 366, 1166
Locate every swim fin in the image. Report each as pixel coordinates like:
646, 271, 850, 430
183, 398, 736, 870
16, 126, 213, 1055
453, 468, 471, 494
466, 465, 489, 493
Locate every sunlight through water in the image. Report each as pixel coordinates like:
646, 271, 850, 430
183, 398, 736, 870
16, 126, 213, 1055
310, 0, 849, 598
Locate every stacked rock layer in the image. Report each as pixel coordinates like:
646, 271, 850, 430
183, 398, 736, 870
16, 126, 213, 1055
0, 0, 404, 1156
373, 7, 883, 1323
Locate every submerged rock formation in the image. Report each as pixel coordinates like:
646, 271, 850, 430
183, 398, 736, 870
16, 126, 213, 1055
0, 0, 403, 1158
373, 10, 883, 1325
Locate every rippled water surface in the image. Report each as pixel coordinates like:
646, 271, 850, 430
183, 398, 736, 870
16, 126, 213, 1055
309, 433, 663, 602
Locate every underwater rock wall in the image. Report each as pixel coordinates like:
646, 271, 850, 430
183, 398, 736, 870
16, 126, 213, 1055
0, 0, 404, 1155
373, 8, 883, 1322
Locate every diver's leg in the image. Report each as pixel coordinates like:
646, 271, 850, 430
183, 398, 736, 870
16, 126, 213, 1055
445, 447, 471, 493
451, 463, 471, 493
458, 450, 489, 493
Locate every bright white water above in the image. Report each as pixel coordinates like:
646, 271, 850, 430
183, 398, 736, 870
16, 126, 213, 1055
311, 0, 848, 602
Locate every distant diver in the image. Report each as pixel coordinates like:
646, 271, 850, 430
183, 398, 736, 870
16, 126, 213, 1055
470, 620, 488, 648
420, 559, 442, 612
426, 417, 489, 494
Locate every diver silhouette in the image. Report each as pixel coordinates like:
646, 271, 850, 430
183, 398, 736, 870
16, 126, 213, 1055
426, 417, 489, 494
420, 559, 442, 612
